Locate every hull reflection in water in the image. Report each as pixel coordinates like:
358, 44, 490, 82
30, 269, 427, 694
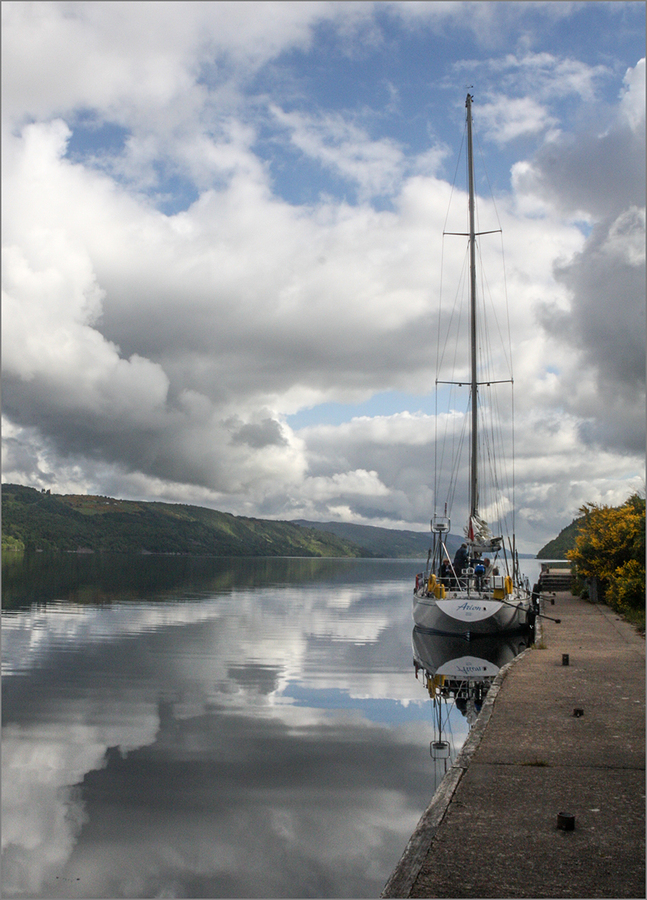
412, 628, 531, 767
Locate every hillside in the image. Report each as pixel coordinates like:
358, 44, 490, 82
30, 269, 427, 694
293, 519, 461, 559
536, 516, 584, 559
1, 484, 368, 558
3, 483, 543, 560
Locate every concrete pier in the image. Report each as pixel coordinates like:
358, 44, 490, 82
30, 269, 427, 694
382, 593, 645, 898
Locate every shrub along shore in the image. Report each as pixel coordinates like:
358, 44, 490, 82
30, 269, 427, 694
566, 493, 645, 631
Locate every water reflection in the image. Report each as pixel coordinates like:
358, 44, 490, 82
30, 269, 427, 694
2, 552, 412, 611
2, 554, 436, 899
412, 628, 532, 774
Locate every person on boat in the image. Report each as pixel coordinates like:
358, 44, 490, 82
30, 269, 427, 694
439, 559, 453, 585
453, 544, 469, 574
474, 561, 486, 590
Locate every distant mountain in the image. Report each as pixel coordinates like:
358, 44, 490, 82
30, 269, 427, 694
536, 517, 583, 559
293, 519, 463, 559
1, 484, 366, 558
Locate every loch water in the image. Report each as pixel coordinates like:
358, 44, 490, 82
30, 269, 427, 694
2, 553, 534, 898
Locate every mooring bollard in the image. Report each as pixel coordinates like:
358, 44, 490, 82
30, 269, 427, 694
557, 812, 575, 831
562, 653, 569, 665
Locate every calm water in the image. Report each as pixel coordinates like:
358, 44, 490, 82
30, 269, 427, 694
2, 553, 534, 898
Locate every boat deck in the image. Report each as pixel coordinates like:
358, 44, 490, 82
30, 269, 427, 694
382, 591, 645, 899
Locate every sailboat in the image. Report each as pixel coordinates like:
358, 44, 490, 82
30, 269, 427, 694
413, 93, 532, 637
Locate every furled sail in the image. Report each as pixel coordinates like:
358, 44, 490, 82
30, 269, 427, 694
465, 515, 503, 553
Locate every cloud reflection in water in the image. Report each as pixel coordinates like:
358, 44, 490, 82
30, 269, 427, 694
2, 556, 441, 898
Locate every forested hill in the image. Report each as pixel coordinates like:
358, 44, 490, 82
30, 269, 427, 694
1, 484, 368, 558
2, 483, 546, 559
536, 516, 584, 559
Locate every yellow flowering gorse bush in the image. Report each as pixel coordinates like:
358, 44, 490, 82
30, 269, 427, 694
567, 494, 645, 623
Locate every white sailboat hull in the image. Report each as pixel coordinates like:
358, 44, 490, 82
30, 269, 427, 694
413, 589, 529, 635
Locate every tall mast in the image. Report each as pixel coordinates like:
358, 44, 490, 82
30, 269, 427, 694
466, 92, 478, 521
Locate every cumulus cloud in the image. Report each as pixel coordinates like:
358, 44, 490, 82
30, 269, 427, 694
619, 57, 646, 131
2, 112, 454, 503
2, 3, 645, 551
515, 59, 646, 454
476, 95, 559, 144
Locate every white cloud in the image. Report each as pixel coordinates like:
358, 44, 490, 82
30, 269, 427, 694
2, 95, 639, 545
619, 57, 646, 132
1, 2, 335, 126
302, 468, 390, 502
270, 104, 407, 199
1, 3, 644, 550
495, 49, 610, 102
476, 96, 559, 144
514, 56, 645, 456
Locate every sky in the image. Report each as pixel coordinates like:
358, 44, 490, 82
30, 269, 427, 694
2, 1, 645, 553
